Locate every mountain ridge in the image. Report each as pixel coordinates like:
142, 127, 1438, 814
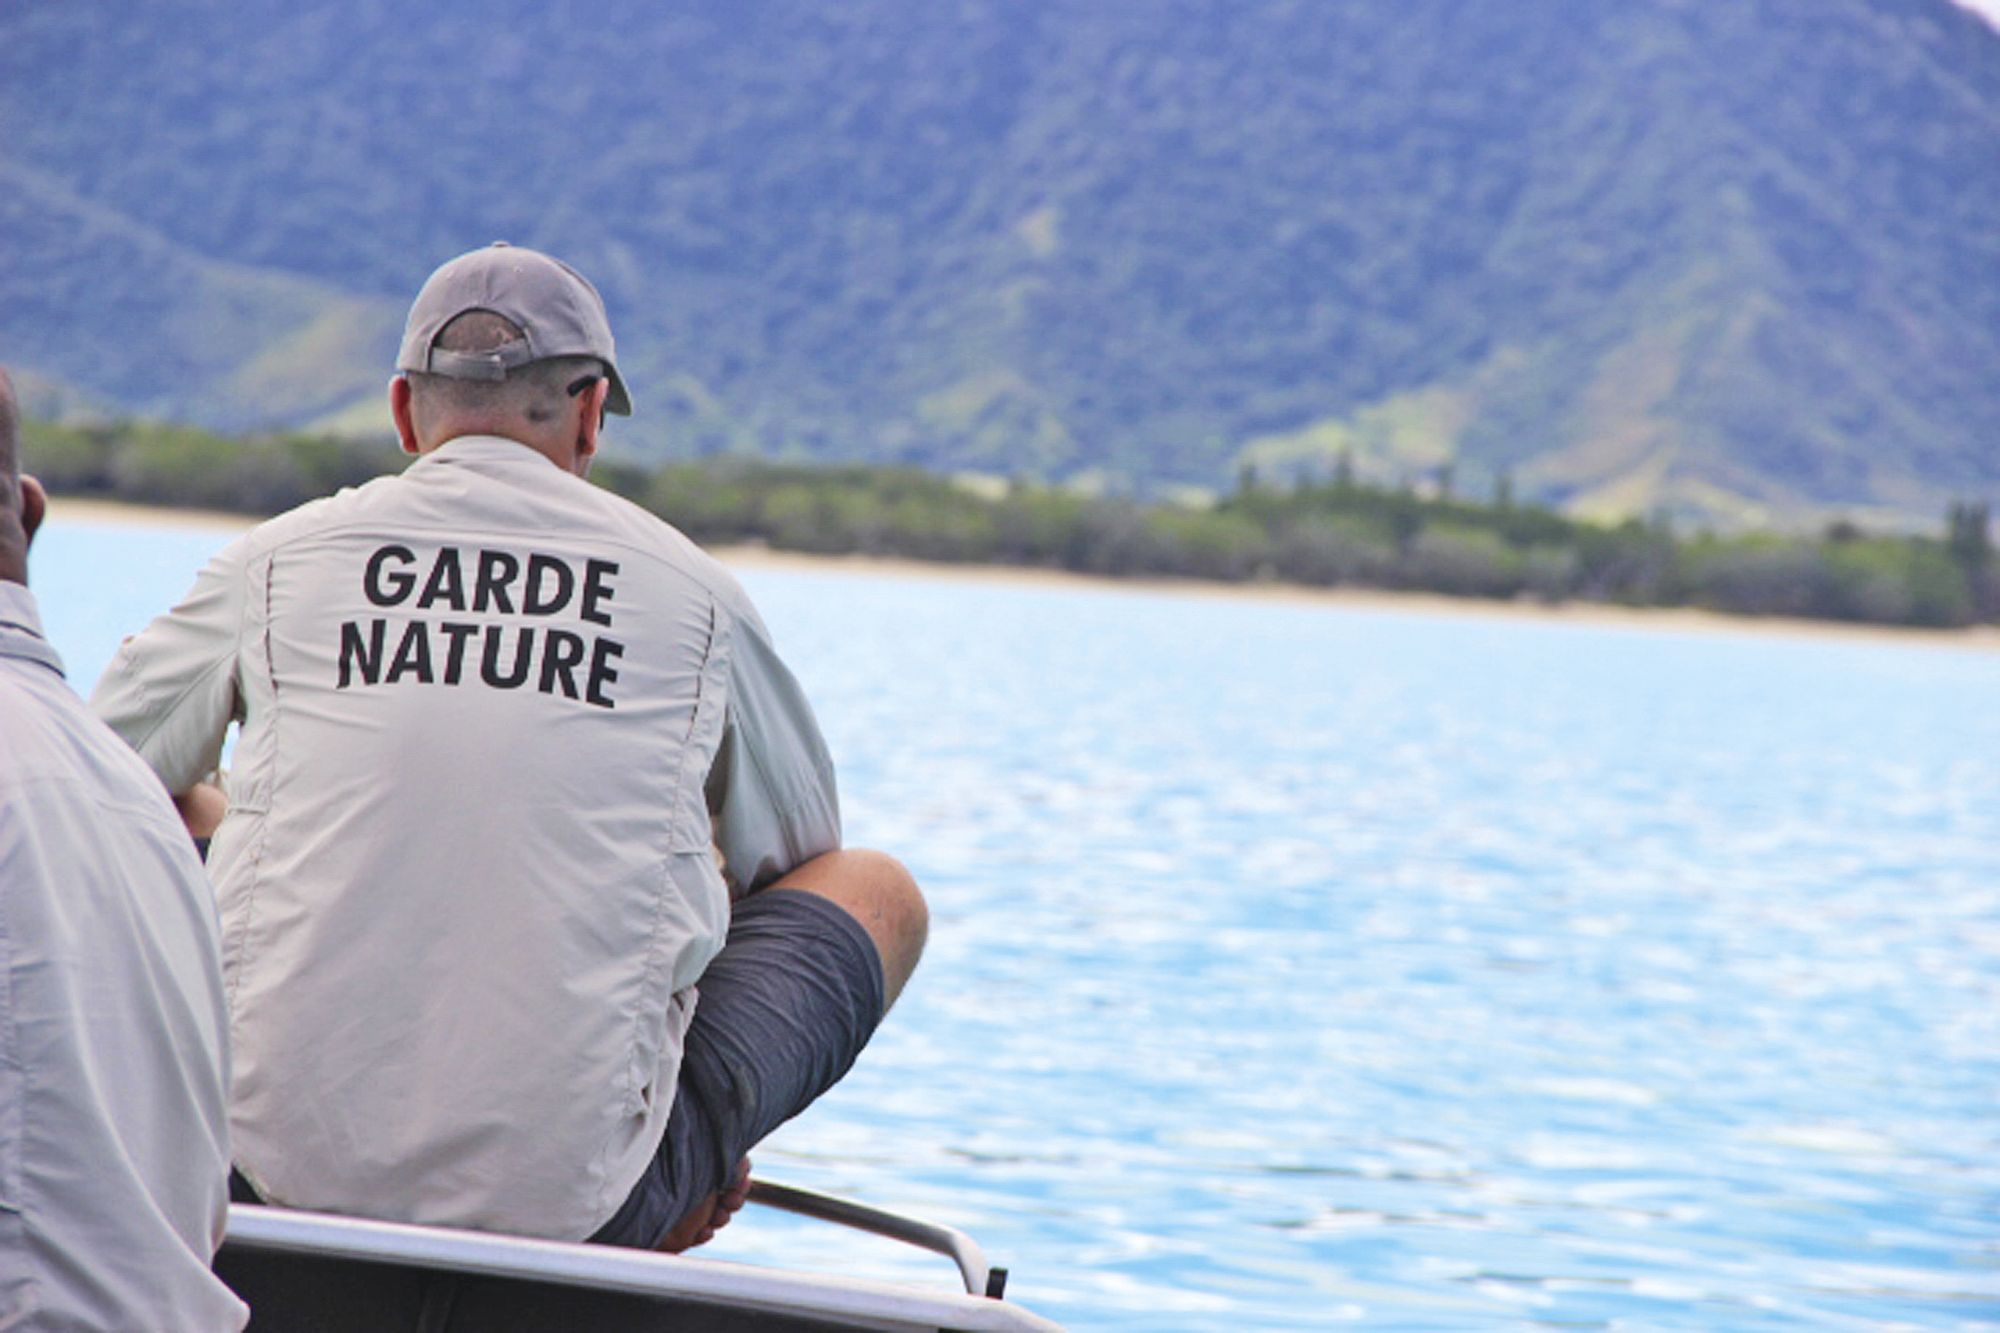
2, 0, 1995, 527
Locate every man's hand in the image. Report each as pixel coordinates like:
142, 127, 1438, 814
173, 781, 228, 842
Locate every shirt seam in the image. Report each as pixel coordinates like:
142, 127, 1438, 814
606, 859, 680, 1187
592, 599, 720, 1218
667, 599, 723, 850
224, 553, 279, 1016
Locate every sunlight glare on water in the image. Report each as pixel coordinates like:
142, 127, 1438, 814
39, 516, 2000, 1331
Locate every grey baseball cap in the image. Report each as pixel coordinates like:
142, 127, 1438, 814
396, 242, 633, 416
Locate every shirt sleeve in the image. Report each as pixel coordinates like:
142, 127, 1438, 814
704, 604, 841, 896
88, 539, 248, 792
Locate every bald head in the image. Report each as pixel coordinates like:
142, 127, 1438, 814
395, 311, 608, 473
0, 367, 44, 586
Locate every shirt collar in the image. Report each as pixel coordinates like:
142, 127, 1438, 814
411, 435, 565, 473
0, 582, 66, 680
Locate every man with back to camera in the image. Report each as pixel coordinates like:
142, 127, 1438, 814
0, 366, 248, 1329
90, 243, 929, 1251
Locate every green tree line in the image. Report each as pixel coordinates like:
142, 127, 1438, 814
23, 418, 1997, 630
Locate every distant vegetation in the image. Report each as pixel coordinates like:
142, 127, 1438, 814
26, 420, 1996, 630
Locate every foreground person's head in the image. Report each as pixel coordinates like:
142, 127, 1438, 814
0, 367, 46, 587
390, 243, 633, 477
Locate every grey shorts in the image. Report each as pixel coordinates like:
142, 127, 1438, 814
587, 887, 886, 1248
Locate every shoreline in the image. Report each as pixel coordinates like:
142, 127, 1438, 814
48, 497, 2000, 654
49, 497, 270, 533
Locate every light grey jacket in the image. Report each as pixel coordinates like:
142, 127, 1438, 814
2, 583, 245, 1330
90, 436, 840, 1240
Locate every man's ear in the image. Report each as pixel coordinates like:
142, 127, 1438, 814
390, 376, 421, 456
19, 475, 44, 550
572, 378, 609, 477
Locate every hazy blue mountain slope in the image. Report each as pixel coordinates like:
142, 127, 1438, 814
0, 160, 400, 429
1, 0, 1994, 523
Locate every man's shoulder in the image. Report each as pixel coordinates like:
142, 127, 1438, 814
0, 658, 58, 774
0, 642, 85, 757
566, 480, 760, 615
0, 655, 180, 818
235, 473, 404, 552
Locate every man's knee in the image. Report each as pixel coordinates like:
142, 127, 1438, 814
771, 848, 928, 1009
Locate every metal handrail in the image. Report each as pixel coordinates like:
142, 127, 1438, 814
748, 1178, 1008, 1300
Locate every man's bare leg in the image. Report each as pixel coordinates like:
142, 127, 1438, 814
764, 847, 928, 1010
655, 848, 928, 1253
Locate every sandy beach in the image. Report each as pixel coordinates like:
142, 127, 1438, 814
48, 497, 2000, 655
48, 498, 268, 533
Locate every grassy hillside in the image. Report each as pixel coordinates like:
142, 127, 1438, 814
2, 0, 1996, 524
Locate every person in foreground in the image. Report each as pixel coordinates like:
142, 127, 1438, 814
0, 367, 248, 1329
90, 244, 928, 1252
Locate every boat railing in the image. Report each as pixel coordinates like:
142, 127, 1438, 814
747, 1177, 1008, 1298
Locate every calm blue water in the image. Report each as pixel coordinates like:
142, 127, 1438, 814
33, 514, 2000, 1331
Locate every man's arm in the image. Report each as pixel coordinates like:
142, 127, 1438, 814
704, 608, 841, 896
89, 543, 247, 794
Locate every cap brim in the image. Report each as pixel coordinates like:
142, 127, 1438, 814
605, 365, 634, 417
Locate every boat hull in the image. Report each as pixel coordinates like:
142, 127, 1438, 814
220, 1202, 1062, 1333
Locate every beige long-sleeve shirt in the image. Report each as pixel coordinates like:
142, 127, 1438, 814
90, 436, 840, 1240
1, 582, 246, 1331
